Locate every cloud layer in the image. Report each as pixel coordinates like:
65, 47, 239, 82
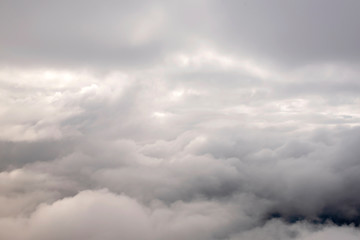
0, 1, 360, 239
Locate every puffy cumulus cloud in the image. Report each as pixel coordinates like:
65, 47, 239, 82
0, 126, 359, 239
0, 190, 153, 240
1, 1, 360, 240
0, 189, 261, 240
0, 190, 359, 240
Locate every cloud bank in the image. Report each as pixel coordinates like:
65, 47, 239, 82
0, 0, 360, 239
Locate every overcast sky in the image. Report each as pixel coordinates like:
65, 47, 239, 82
1, 1, 360, 239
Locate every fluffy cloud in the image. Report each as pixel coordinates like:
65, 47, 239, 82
0, 0, 360, 239
1, 190, 359, 240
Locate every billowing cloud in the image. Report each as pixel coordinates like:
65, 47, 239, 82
0, 1, 360, 239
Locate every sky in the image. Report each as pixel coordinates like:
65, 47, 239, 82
0, 0, 360, 239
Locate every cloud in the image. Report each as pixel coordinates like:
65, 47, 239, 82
2, 0, 360, 68
230, 219, 360, 240
0, 190, 153, 240
1, 189, 359, 240
208, 0, 360, 66
0, 0, 172, 68
1, 1, 360, 239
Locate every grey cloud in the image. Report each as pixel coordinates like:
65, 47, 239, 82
210, 0, 360, 66
230, 219, 360, 240
0, 139, 75, 170
0, 64, 359, 238
0, 189, 359, 240
3, 0, 360, 69
1, 1, 360, 239
0, 190, 154, 240
0, 0, 173, 68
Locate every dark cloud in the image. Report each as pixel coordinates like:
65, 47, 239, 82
0, 139, 76, 170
